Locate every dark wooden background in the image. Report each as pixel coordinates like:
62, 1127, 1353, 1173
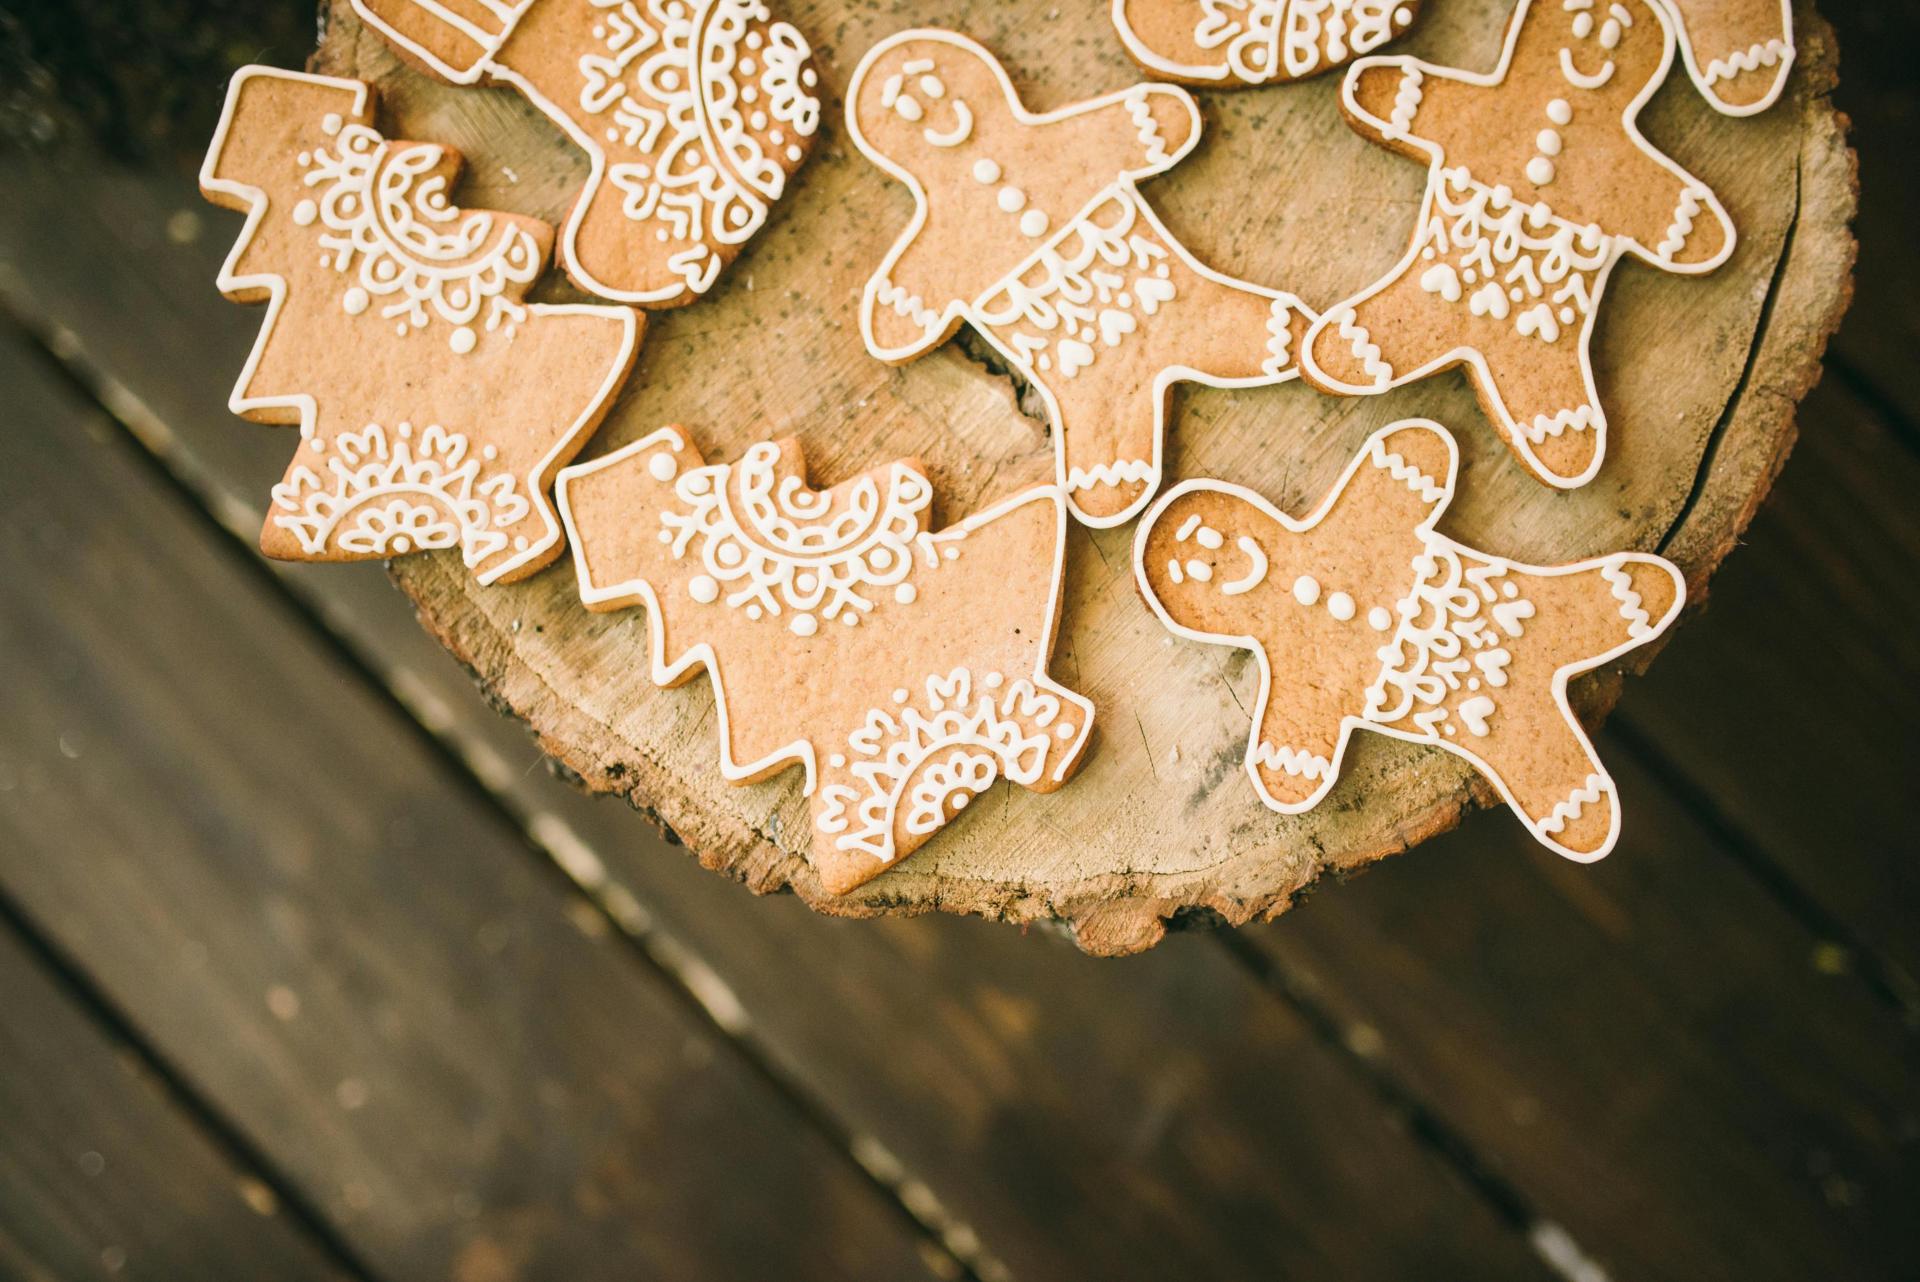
0, 2, 1915, 1279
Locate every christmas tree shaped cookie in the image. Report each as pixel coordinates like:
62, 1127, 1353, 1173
557, 428, 1094, 894
200, 66, 641, 584
1113, 0, 1423, 86
1135, 420, 1684, 859
1301, 0, 1735, 489
1661, 0, 1794, 115
351, 0, 821, 305
848, 29, 1311, 528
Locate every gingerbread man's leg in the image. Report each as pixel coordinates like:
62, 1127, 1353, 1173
1437, 554, 1683, 858
1472, 309, 1607, 489
1302, 245, 1450, 399
981, 191, 1305, 527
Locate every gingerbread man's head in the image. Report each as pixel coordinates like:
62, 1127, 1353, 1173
848, 32, 1019, 183
1520, 0, 1673, 113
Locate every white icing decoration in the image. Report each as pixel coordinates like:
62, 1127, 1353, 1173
849, 29, 1308, 528
1220, 536, 1268, 596
689, 573, 720, 603
1327, 591, 1356, 621
1114, 0, 1414, 85
1132, 419, 1688, 864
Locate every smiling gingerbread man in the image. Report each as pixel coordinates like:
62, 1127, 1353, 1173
850, 29, 1311, 528
1301, 0, 1735, 489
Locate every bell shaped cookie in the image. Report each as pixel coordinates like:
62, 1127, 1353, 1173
1300, 0, 1735, 489
1135, 420, 1684, 860
1113, 0, 1423, 86
351, 0, 822, 305
200, 66, 641, 584
849, 29, 1311, 528
557, 428, 1094, 894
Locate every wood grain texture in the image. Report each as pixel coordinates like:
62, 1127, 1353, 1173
0, 331, 947, 1282
0, 161, 1551, 1275
0, 925, 357, 1282
296, 0, 1853, 954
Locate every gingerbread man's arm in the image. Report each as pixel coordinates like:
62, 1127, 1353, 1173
1314, 421, 1459, 541
860, 219, 971, 363
1041, 84, 1201, 182
1342, 56, 1488, 160
1604, 151, 1735, 273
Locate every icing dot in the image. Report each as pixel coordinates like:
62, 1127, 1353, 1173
1056, 722, 1075, 739
747, 604, 763, 620
741, 58, 756, 75
895, 583, 917, 605
1526, 156, 1556, 186
842, 612, 859, 626
997, 186, 1026, 213
292, 199, 318, 226
1019, 209, 1049, 237
512, 536, 528, 551
1509, 286, 1523, 301
984, 673, 1003, 689
297, 151, 311, 167
952, 793, 968, 810
321, 113, 343, 135
972, 158, 1000, 183
1327, 592, 1356, 622
648, 452, 677, 482
393, 537, 410, 553
1196, 526, 1223, 550
1559, 306, 1576, 324
1368, 606, 1392, 631
717, 543, 743, 566
342, 287, 370, 316
1394, 5, 1411, 21
803, 68, 817, 87
786, 145, 803, 162
796, 572, 818, 594
658, 529, 673, 543
449, 326, 477, 355
1292, 575, 1320, 606
1536, 128, 1563, 156
1185, 559, 1212, 582
893, 688, 909, 704
829, 754, 846, 769
1547, 98, 1572, 125
481, 444, 497, 461
942, 546, 959, 560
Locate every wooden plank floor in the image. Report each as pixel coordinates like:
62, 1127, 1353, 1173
1, 3, 1916, 1278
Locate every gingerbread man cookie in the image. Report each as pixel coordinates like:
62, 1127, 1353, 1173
1659, 0, 1794, 115
1134, 420, 1684, 859
848, 29, 1311, 528
350, 0, 821, 305
1113, 0, 1423, 86
556, 428, 1094, 894
1301, 0, 1735, 489
200, 66, 641, 584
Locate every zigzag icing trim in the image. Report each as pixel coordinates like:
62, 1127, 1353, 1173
1251, 740, 1333, 780
1386, 65, 1423, 140
1536, 772, 1610, 836
1262, 298, 1294, 375
1657, 184, 1706, 262
1601, 560, 1654, 638
1702, 38, 1793, 87
1335, 307, 1393, 386
1124, 86, 1171, 165
1066, 458, 1156, 490
875, 276, 940, 331
1521, 404, 1598, 444
1366, 437, 1445, 503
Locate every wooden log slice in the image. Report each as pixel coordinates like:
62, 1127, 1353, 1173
311, 0, 1852, 954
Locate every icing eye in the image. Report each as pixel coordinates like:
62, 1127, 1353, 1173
919, 75, 944, 98
1599, 17, 1621, 48
893, 94, 923, 122
1572, 11, 1593, 37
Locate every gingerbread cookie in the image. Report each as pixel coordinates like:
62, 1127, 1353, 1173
1134, 420, 1684, 859
350, 0, 821, 305
848, 29, 1311, 528
200, 66, 641, 584
1300, 0, 1735, 489
556, 428, 1094, 894
1113, 0, 1423, 86
1659, 0, 1794, 115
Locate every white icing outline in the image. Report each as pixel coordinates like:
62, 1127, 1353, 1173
1110, 0, 1420, 86
555, 427, 1092, 800
1300, 0, 1736, 491
1655, 0, 1793, 116
201, 64, 640, 584
1131, 418, 1686, 861
348, 0, 818, 306
847, 28, 1309, 528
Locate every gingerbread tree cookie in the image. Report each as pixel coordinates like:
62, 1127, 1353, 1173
200, 66, 641, 584
1113, 0, 1423, 87
350, 0, 821, 306
1300, 0, 1735, 489
1135, 420, 1684, 859
848, 29, 1311, 528
556, 428, 1094, 894
1660, 0, 1794, 115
